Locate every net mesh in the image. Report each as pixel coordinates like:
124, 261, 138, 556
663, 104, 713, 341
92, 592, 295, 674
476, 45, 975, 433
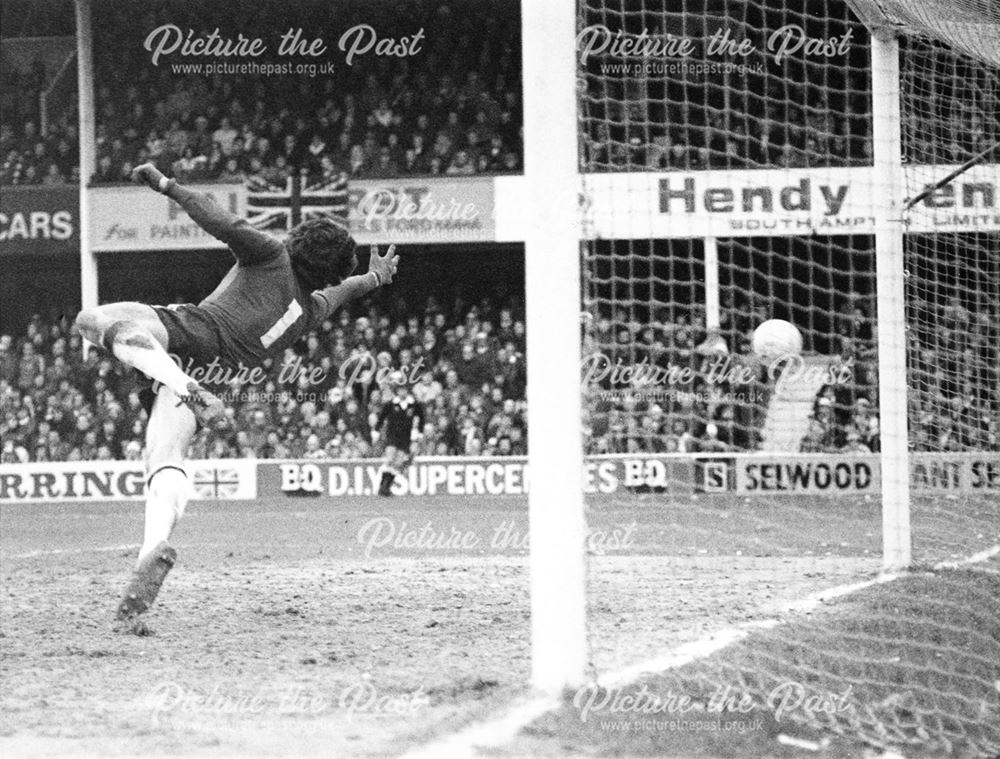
579, 1, 880, 458
898, 22, 1000, 568
575, 0, 1000, 754
854, 0, 1000, 67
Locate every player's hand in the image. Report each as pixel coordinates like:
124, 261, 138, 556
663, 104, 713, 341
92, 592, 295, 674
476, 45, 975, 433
369, 244, 399, 286
131, 162, 167, 191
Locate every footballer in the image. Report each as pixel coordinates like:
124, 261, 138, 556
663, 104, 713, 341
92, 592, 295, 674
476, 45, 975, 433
74, 162, 398, 625
375, 378, 424, 496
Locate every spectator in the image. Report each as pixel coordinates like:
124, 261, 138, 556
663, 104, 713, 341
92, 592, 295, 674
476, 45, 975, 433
41, 162, 66, 185
841, 430, 871, 453
173, 146, 207, 180
446, 149, 475, 176
212, 117, 238, 156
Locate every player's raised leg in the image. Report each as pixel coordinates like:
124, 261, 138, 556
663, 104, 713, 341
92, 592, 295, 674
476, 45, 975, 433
75, 302, 221, 419
116, 384, 197, 622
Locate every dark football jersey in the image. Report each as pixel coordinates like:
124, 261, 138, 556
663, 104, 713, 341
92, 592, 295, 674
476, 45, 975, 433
168, 185, 346, 369
379, 395, 424, 446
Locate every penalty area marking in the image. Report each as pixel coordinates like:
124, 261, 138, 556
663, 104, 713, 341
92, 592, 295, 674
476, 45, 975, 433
401, 543, 999, 759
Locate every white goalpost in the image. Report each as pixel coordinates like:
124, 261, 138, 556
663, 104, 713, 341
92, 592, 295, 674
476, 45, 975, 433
870, 30, 911, 570
522, 1, 588, 692
75, 0, 98, 327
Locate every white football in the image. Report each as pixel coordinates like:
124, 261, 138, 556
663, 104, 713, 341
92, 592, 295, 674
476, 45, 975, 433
752, 319, 803, 358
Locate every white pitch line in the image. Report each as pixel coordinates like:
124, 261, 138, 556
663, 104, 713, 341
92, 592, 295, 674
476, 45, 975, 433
598, 571, 902, 690
5, 544, 136, 560
934, 544, 1000, 570
398, 695, 559, 759
401, 543, 999, 759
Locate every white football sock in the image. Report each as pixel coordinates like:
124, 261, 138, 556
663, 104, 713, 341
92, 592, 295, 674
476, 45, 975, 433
139, 466, 190, 561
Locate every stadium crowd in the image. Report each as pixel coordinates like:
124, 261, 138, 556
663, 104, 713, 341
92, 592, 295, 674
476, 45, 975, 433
3, 289, 997, 463
0, 297, 762, 463
3, 1, 997, 461
5, 0, 998, 187
906, 294, 1000, 453
1, 0, 523, 188
579, 75, 997, 173
576, 10, 997, 173
0, 295, 530, 463
581, 302, 769, 455
797, 294, 999, 454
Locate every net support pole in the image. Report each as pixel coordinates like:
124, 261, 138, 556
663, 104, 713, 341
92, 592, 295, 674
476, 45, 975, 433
704, 236, 720, 331
522, 0, 588, 692
871, 32, 911, 570
76, 0, 98, 323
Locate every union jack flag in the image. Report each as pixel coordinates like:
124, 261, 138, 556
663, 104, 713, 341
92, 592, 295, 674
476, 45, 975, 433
191, 466, 243, 499
246, 170, 348, 232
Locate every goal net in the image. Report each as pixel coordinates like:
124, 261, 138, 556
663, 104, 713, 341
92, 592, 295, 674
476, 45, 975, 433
568, 0, 999, 752
893, 3, 1000, 569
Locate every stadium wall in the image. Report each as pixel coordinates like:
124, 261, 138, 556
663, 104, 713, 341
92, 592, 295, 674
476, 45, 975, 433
0, 452, 995, 503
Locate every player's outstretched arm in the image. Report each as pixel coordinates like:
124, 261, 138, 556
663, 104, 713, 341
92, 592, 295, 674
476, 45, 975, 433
131, 163, 280, 265
312, 244, 399, 319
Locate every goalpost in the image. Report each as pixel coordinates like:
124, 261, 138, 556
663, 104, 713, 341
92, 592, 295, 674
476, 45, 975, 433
76, 0, 98, 336
523, 0, 588, 691
524, 0, 999, 696
869, 30, 911, 569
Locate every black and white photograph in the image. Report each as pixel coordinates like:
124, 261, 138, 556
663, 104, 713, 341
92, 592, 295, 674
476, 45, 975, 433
1, 0, 998, 756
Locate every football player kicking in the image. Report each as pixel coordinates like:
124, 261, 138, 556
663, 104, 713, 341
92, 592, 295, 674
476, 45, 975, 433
74, 162, 398, 626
